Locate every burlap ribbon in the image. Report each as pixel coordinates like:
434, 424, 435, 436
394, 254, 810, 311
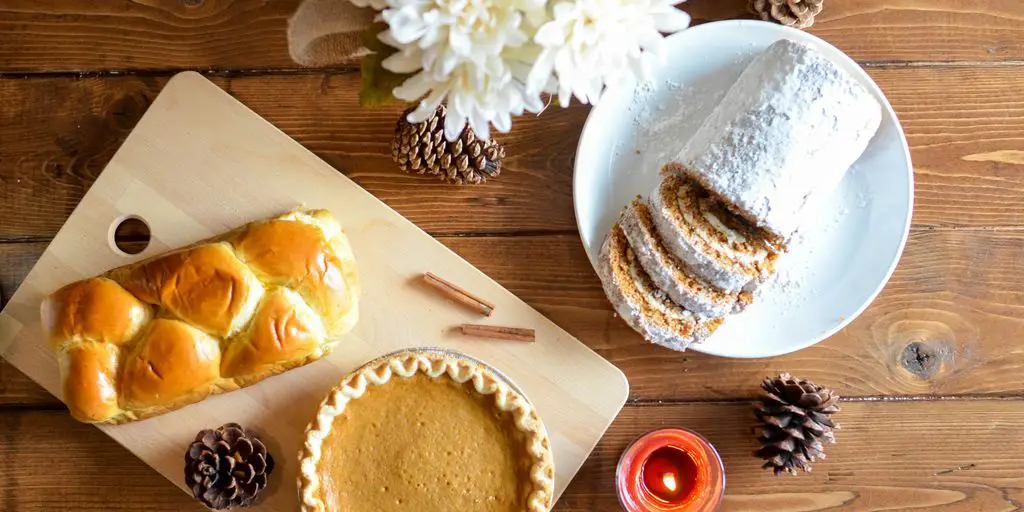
287, 0, 375, 66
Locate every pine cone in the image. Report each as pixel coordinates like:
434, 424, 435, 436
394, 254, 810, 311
753, 373, 840, 475
391, 104, 505, 185
749, 0, 824, 28
184, 423, 275, 510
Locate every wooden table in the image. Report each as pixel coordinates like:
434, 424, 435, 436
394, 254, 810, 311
1, 1, 1023, 510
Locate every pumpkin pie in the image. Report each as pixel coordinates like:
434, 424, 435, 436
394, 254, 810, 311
298, 350, 555, 512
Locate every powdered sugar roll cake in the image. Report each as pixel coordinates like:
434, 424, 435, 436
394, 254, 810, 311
649, 175, 778, 294
669, 38, 882, 242
597, 225, 721, 351
618, 197, 750, 318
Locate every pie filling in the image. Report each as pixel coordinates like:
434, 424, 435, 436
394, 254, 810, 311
317, 374, 532, 512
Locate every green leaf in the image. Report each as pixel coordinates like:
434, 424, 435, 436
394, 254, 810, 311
359, 22, 412, 108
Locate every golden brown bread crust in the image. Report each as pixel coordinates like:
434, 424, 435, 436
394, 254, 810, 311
59, 343, 122, 423
110, 244, 264, 338
41, 277, 151, 350
41, 209, 360, 424
220, 288, 325, 379
121, 319, 222, 409
234, 216, 356, 335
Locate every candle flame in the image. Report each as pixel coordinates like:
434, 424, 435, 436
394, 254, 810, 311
662, 471, 678, 493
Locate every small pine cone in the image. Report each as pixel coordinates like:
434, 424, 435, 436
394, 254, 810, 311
753, 373, 840, 476
391, 104, 505, 185
184, 423, 275, 510
749, 0, 824, 28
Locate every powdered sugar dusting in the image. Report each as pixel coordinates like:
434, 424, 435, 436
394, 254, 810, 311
673, 39, 882, 240
751, 160, 869, 325
627, 78, 728, 168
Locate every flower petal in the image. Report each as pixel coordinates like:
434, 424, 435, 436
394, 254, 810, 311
493, 111, 512, 133
377, 29, 402, 49
409, 87, 449, 123
449, 28, 472, 56
382, 51, 423, 74
534, 20, 567, 47
384, 7, 428, 44
444, 107, 468, 141
468, 109, 491, 141
557, 84, 572, 108
525, 50, 556, 94
653, 8, 691, 33
393, 72, 433, 101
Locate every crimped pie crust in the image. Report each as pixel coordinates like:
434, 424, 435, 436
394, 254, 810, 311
298, 350, 555, 512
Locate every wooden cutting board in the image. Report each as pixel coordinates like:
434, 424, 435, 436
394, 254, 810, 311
0, 71, 629, 510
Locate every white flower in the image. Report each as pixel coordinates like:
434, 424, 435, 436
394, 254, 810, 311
376, 0, 546, 141
527, 0, 691, 106
350, 0, 388, 10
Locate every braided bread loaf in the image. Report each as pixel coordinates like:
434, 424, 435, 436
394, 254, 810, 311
41, 209, 360, 424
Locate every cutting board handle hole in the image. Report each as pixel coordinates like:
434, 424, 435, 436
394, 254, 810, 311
109, 215, 151, 256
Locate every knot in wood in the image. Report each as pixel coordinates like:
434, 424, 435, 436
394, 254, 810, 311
900, 341, 945, 379
182, 0, 205, 7
107, 92, 152, 131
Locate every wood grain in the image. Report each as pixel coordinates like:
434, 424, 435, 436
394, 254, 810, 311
1, 0, 1023, 73
878, 67, 1024, 227
564, 400, 1024, 511
0, 74, 582, 237
0, 0, 308, 73
2, 400, 1023, 511
794, 0, 1024, 62
0, 411, 202, 511
2, 67, 1024, 239
4, 226, 1024, 406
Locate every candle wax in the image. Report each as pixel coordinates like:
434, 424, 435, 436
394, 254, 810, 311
616, 428, 725, 511
641, 446, 698, 504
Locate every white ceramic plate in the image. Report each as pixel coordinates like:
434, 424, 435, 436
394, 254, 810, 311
574, 20, 913, 358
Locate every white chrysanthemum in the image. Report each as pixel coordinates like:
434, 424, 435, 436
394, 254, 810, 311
526, 0, 691, 106
350, 0, 388, 10
377, 0, 547, 141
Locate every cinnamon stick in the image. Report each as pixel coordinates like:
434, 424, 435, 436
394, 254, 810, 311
422, 272, 495, 316
460, 324, 535, 343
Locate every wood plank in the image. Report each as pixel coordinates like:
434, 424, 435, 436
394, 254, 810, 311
3, 400, 1023, 511
563, 400, 1024, 511
1, 0, 1023, 73
0, 74, 582, 237
877, 67, 1024, 227
0, 0, 306, 72
2, 67, 1024, 239
0, 410, 203, 512
799, 0, 1024, 62
4, 227, 1024, 406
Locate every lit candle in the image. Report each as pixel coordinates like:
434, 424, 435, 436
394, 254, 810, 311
616, 428, 724, 511
642, 446, 695, 503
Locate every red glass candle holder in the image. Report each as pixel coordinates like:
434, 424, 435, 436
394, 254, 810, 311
616, 428, 725, 511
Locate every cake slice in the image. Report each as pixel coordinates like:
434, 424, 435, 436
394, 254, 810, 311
597, 224, 722, 351
670, 38, 882, 241
650, 174, 779, 293
618, 197, 751, 318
